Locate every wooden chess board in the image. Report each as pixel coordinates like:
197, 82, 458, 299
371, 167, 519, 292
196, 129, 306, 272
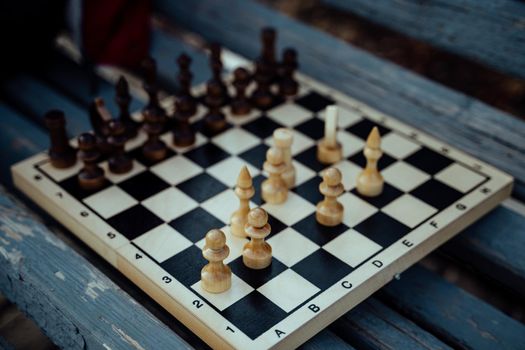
11, 71, 513, 350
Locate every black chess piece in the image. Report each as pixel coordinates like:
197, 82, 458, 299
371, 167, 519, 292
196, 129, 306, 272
77, 133, 106, 191
260, 27, 277, 83
208, 42, 229, 103
173, 96, 196, 147
141, 57, 167, 120
176, 53, 197, 115
231, 67, 252, 115
89, 98, 113, 156
115, 76, 139, 139
44, 110, 76, 168
108, 120, 133, 174
278, 48, 299, 97
251, 58, 274, 109
142, 109, 169, 162
203, 80, 227, 135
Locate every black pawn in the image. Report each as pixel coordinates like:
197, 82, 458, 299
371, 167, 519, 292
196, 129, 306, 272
77, 133, 106, 191
44, 110, 76, 168
203, 80, 227, 135
260, 27, 277, 83
89, 98, 113, 156
115, 76, 139, 139
108, 120, 133, 174
142, 110, 169, 162
231, 67, 252, 115
208, 43, 229, 103
251, 58, 274, 109
176, 53, 197, 115
278, 48, 299, 97
141, 57, 166, 120
173, 96, 196, 147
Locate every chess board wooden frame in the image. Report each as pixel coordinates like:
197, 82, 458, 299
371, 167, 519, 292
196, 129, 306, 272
12, 71, 513, 350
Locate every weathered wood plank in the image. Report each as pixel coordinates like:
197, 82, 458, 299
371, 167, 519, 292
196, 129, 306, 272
0, 185, 195, 350
380, 265, 525, 350
322, 0, 525, 79
153, 0, 525, 202
299, 329, 356, 350
332, 299, 451, 350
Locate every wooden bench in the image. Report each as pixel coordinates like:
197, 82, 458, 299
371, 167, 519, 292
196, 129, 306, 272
1, 0, 524, 348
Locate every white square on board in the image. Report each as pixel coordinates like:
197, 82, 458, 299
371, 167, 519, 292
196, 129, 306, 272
133, 224, 192, 263
339, 192, 378, 227
268, 228, 320, 267
101, 160, 146, 184
338, 131, 365, 158
83, 186, 138, 219
263, 192, 316, 226
40, 160, 82, 182
382, 161, 430, 192
196, 226, 248, 264
142, 187, 198, 222
212, 128, 261, 155
151, 155, 203, 185
258, 269, 320, 312
323, 160, 362, 191
382, 194, 437, 228
323, 229, 382, 267
293, 160, 317, 187
192, 274, 253, 311
202, 189, 255, 224
206, 156, 260, 187
267, 103, 313, 127
382, 132, 421, 159
265, 129, 315, 156
435, 163, 486, 193
318, 105, 362, 129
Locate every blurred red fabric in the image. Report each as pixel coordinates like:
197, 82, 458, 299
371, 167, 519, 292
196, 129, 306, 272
82, 0, 151, 68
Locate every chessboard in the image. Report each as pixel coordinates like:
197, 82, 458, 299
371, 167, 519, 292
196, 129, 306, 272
12, 64, 513, 349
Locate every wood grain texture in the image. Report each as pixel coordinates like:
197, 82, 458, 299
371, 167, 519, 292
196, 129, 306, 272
322, 0, 525, 79
153, 0, 525, 201
0, 184, 194, 350
332, 299, 451, 350
381, 265, 525, 350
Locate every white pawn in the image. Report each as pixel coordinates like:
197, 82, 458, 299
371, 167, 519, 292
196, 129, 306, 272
262, 147, 288, 204
356, 127, 384, 197
230, 166, 255, 237
316, 167, 344, 226
273, 128, 295, 188
201, 229, 231, 293
243, 208, 272, 269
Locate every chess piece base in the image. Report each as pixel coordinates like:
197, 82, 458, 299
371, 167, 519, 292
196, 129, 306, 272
204, 113, 227, 134
49, 150, 77, 169
78, 170, 106, 191
201, 265, 231, 293
230, 211, 248, 237
282, 167, 296, 189
261, 179, 287, 204
251, 90, 274, 109
316, 201, 343, 227
242, 242, 272, 269
317, 139, 342, 165
279, 80, 298, 97
173, 130, 195, 148
109, 156, 133, 174
231, 100, 252, 116
356, 172, 384, 197
143, 142, 168, 162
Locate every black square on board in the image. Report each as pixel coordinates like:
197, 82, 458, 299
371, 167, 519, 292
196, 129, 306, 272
295, 117, 325, 140
266, 214, 287, 239
295, 92, 335, 113
292, 250, 353, 290
177, 173, 227, 203
239, 143, 269, 169
346, 119, 390, 140
294, 146, 326, 172
242, 115, 283, 139
169, 207, 224, 242
351, 183, 403, 208
118, 171, 170, 201
223, 291, 287, 339
292, 213, 349, 246
129, 147, 176, 167
411, 179, 463, 210
229, 256, 287, 289
292, 177, 323, 205
60, 175, 111, 200
160, 245, 205, 287
107, 204, 163, 240
404, 148, 453, 175
184, 143, 230, 168
353, 212, 410, 246
348, 151, 396, 170
250, 174, 267, 205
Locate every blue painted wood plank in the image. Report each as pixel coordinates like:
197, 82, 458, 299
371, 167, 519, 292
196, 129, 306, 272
0, 185, 195, 350
380, 265, 525, 350
332, 299, 451, 350
300, 329, 356, 350
153, 0, 525, 202
322, 0, 525, 79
